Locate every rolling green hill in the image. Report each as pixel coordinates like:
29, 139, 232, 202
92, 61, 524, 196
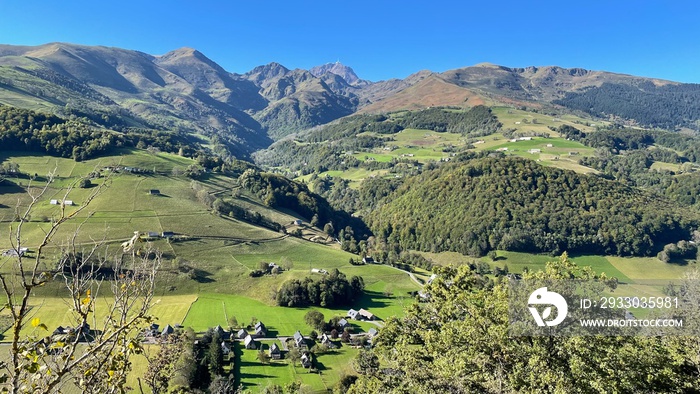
365, 155, 699, 257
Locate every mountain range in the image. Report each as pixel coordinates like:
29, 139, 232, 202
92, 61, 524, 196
1, 42, 699, 158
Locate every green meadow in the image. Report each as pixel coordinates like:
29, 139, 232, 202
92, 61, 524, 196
1, 147, 695, 392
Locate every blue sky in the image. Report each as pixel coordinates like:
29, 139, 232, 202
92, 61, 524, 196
0, 1, 698, 83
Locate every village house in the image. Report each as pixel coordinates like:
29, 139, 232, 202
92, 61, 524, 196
244, 335, 256, 350
293, 331, 306, 348
368, 328, 379, 338
221, 342, 231, 355
337, 318, 349, 330
269, 343, 282, 359
301, 352, 312, 368
320, 333, 336, 349
148, 189, 160, 195
143, 323, 160, 338
2, 247, 28, 257
347, 309, 360, 320
214, 325, 230, 340
359, 308, 375, 321
236, 329, 247, 339
161, 324, 174, 337
362, 256, 375, 264
254, 321, 267, 338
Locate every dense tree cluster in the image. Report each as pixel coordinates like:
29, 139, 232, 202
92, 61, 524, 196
238, 168, 370, 241
554, 82, 700, 130
275, 269, 364, 307
0, 105, 197, 160
348, 256, 700, 393
366, 155, 699, 256
397, 106, 501, 135
558, 125, 700, 207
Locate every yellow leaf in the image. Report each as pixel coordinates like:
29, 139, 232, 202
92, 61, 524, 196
31, 318, 40, 328
86, 289, 90, 297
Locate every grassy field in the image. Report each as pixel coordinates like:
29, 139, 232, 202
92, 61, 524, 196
481, 136, 597, 174
236, 340, 358, 393
490, 106, 603, 135
1, 147, 694, 391
419, 250, 693, 286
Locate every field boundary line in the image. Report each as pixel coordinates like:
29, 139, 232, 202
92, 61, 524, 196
181, 296, 198, 326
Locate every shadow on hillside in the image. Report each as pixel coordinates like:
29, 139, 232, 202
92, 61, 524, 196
178, 264, 215, 283
667, 258, 690, 266
0, 181, 24, 194
356, 290, 392, 310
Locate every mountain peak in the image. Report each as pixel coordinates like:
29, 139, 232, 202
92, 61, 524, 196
309, 62, 366, 86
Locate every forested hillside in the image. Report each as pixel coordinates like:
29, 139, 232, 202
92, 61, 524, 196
238, 168, 370, 245
366, 155, 698, 257
253, 106, 500, 172
0, 105, 197, 160
554, 82, 700, 130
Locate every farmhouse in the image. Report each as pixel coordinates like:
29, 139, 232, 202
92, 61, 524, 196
147, 232, 160, 238
254, 321, 267, 338
148, 189, 160, 195
269, 343, 282, 359
301, 352, 312, 368
528, 149, 541, 154
546, 144, 553, 148
368, 328, 379, 338
53, 326, 67, 336
338, 318, 349, 330
518, 137, 532, 141
347, 309, 360, 320
244, 335, 256, 350
63, 200, 74, 206
50, 199, 58, 205
362, 256, 375, 264
161, 324, 174, 337
320, 333, 336, 349
293, 219, 302, 226
236, 329, 247, 339
214, 325, 230, 340
221, 342, 231, 355
359, 308, 375, 320
143, 323, 160, 338
2, 247, 28, 257
293, 331, 306, 348
161, 231, 174, 238
496, 147, 508, 152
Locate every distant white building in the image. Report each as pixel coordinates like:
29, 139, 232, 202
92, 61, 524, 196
528, 149, 541, 154
518, 137, 532, 141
